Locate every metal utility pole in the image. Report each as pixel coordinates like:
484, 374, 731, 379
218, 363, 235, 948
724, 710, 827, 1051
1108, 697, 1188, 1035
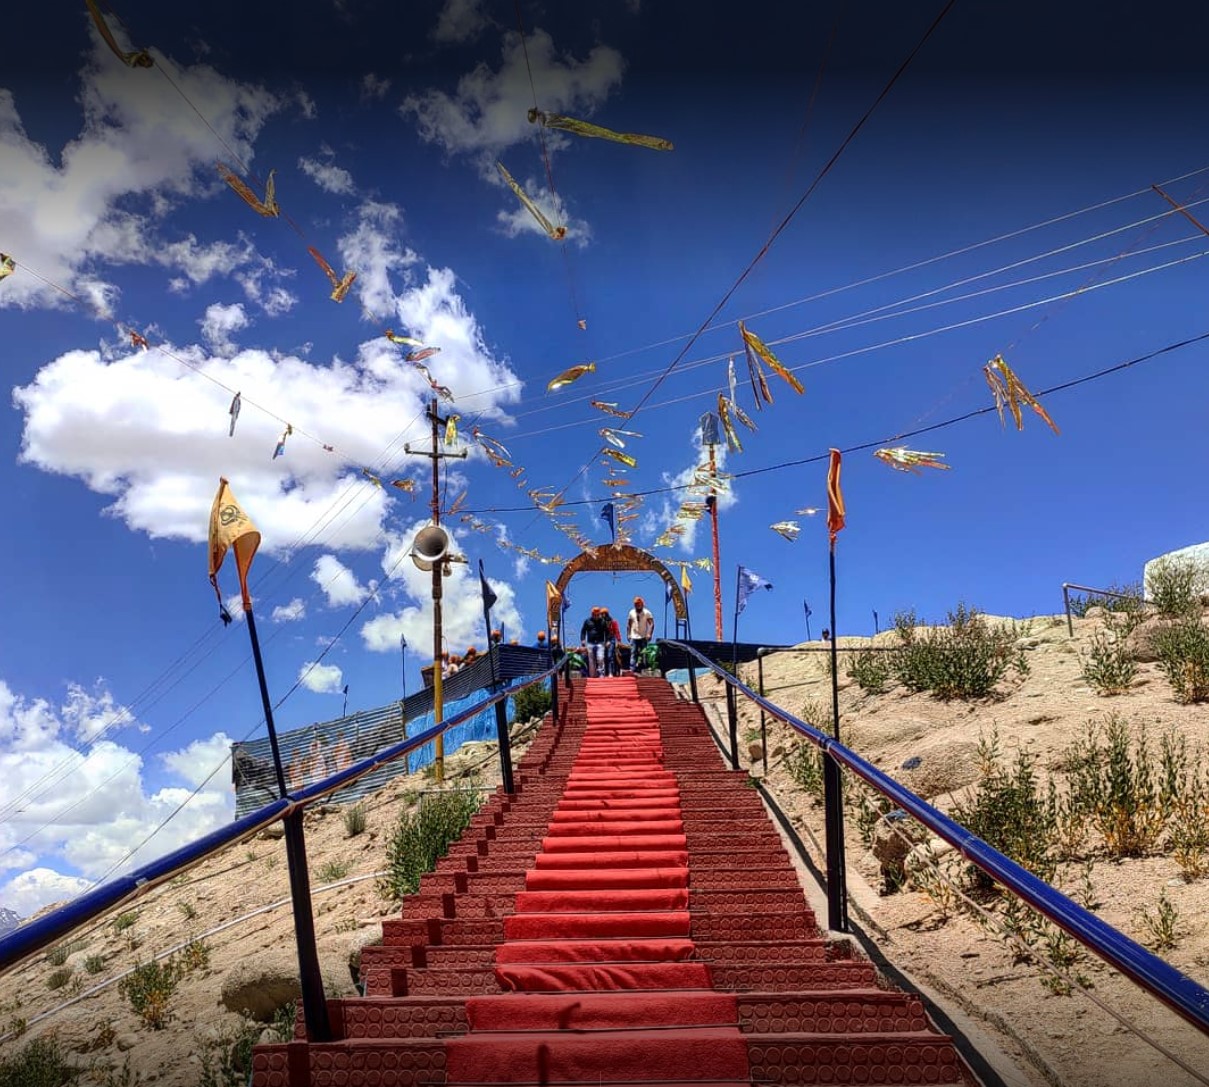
404, 398, 467, 782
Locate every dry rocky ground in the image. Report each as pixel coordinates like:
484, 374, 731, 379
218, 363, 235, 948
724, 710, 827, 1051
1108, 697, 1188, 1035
2, 608, 1208, 1087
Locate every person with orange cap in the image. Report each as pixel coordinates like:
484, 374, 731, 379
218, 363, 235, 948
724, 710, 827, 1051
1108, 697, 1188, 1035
627, 595, 655, 674
579, 607, 607, 677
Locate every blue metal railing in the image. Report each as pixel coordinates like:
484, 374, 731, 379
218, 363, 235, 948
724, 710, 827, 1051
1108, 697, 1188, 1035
665, 639, 1209, 1037
0, 662, 560, 973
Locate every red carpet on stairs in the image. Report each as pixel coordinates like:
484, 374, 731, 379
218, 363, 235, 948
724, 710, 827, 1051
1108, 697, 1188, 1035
251, 674, 977, 1087
446, 675, 752, 1084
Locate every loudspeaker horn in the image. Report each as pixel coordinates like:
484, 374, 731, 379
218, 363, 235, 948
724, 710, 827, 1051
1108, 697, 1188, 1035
410, 524, 451, 572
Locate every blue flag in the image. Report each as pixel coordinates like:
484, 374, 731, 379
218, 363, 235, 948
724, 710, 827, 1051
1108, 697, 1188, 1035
478, 559, 498, 612
803, 601, 812, 619
600, 502, 615, 543
737, 566, 773, 616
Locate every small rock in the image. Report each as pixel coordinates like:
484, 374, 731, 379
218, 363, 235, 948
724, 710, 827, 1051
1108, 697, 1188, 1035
259, 824, 285, 841
900, 756, 922, 770
115, 1034, 138, 1052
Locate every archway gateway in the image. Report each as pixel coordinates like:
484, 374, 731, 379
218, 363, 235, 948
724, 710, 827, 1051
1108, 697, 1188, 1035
548, 543, 690, 644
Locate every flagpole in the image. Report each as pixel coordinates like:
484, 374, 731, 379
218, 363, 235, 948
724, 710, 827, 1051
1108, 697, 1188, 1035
341, 685, 348, 718
479, 561, 514, 796
400, 634, 407, 703
244, 604, 331, 1042
824, 540, 849, 933
803, 600, 812, 642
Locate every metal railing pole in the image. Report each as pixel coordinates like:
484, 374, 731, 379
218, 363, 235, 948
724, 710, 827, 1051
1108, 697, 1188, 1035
493, 696, 515, 797
687, 664, 699, 704
1063, 583, 1073, 637
757, 655, 768, 774
725, 682, 739, 770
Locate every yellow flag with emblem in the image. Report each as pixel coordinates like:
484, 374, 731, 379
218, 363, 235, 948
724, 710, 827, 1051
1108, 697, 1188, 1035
208, 477, 261, 624
680, 565, 693, 595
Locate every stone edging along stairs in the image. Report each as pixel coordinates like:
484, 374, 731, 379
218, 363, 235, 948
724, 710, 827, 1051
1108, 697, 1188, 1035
252, 676, 976, 1086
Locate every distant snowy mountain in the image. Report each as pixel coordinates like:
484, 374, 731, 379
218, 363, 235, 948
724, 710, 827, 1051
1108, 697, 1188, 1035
0, 908, 21, 937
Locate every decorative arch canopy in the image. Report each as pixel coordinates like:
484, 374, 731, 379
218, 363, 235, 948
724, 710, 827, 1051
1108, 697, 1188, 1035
548, 544, 688, 640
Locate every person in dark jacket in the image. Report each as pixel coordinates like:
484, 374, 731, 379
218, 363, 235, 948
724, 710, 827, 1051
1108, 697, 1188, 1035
600, 608, 621, 676
580, 607, 608, 677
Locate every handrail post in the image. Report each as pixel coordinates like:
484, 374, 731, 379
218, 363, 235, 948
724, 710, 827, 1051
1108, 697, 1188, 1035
757, 655, 768, 775
281, 812, 331, 1041
1063, 583, 1073, 637
493, 695, 515, 797
687, 663, 699, 704
549, 669, 560, 722
725, 682, 739, 770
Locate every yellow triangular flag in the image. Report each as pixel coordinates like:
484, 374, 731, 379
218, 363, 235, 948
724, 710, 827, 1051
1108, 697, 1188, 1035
208, 477, 261, 623
680, 565, 693, 595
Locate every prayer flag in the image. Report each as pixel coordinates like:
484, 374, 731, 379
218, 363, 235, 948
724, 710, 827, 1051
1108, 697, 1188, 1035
826, 448, 845, 544
478, 559, 498, 613
736, 566, 772, 616
208, 477, 260, 625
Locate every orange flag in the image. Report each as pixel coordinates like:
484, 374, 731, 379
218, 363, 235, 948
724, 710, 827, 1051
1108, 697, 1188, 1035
826, 448, 845, 545
208, 477, 261, 624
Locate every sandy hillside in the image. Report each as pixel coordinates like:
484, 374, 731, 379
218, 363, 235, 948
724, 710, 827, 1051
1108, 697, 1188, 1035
2, 609, 1208, 1087
700, 607, 1209, 1087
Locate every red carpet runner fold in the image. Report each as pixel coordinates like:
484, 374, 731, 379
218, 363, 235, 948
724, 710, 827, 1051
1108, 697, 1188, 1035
445, 675, 752, 1084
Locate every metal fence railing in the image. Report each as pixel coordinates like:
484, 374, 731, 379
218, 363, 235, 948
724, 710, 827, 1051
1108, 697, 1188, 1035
663, 639, 1209, 1038
0, 662, 563, 1041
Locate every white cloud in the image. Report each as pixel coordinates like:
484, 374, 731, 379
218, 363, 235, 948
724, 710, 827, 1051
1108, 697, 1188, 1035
60, 682, 141, 744
0, 679, 236, 917
298, 661, 344, 694
271, 597, 307, 622
360, 517, 523, 657
311, 554, 372, 607
337, 200, 420, 319
298, 153, 355, 195
401, 29, 624, 177
361, 73, 391, 101
0, 39, 282, 311
199, 302, 250, 357
295, 89, 318, 120
0, 869, 93, 918
433, 0, 490, 43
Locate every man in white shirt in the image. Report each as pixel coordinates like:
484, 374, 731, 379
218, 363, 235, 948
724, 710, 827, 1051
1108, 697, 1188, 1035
626, 596, 655, 674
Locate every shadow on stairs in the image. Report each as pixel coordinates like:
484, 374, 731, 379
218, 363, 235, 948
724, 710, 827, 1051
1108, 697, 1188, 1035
253, 675, 977, 1087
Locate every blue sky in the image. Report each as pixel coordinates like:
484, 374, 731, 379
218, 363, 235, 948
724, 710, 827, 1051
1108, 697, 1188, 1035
3, 0, 1209, 915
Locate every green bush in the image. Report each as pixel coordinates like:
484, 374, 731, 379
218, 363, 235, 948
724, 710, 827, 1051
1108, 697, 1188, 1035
119, 959, 180, 1030
1154, 618, 1209, 703
891, 604, 1025, 700
46, 968, 73, 991
379, 787, 483, 899
510, 682, 551, 725
316, 859, 351, 884
952, 731, 1057, 890
83, 954, 106, 976
343, 803, 367, 837
784, 741, 825, 800
0, 1035, 76, 1087
111, 912, 137, 933
1080, 627, 1137, 695
45, 941, 81, 968
1146, 556, 1203, 619
847, 648, 891, 694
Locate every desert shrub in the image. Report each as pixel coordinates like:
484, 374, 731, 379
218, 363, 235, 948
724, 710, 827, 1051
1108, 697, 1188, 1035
1138, 890, 1180, 951
1154, 618, 1209, 703
799, 697, 832, 731
379, 787, 483, 899
891, 604, 1025, 700
1062, 715, 1177, 857
1080, 626, 1137, 695
951, 731, 1057, 890
316, 859, 351, 884
784, 741, 825, 800
111, 912, 137, 933
44, 940, 82, 968
1146, 556, 1203, 619
847, 648, 891, 695
509, 682, 551, 725
119, 959, 180, 1030
175, 901, 197, 921
0, 1034, 76, 1087
46, 968, 73, 991
81, 954, 105, 976
178, 938, 210, 974
343, 803, 367, 837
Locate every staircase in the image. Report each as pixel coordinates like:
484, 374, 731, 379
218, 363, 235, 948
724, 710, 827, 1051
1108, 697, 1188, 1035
252, 676, 976, 1086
